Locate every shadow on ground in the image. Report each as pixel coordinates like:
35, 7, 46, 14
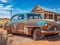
12, 33, 60, 41
44, 34, 60, 41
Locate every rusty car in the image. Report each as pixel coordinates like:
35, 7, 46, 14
4, 13, 60, 40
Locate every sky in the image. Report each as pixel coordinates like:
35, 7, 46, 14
0, 0, 60, 18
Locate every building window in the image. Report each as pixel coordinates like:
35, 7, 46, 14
49, 15, 53, 19
44, 14, 53, 19
44, 14, 49, 19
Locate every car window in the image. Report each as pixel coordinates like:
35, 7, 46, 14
11, 15, 18, 20
34, 16, 40, 19
27, 13, 42, 19
18, 14, 24, 20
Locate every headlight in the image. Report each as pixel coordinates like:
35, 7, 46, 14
44, 24, 48, 26
42, 23, 50, 30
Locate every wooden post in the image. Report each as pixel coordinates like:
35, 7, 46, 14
41, 14, 44, 19
53, 13, 55, 21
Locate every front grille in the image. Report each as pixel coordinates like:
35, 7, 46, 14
47, 28, 60, 31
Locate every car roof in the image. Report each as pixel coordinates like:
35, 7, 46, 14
10, 13, 42, 20
13, 12, 39, 16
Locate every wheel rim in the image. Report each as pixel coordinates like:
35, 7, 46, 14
35, 30, 41, 37
33, 30, 44, 40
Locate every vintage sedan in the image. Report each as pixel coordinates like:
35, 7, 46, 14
4, 13, 60, 40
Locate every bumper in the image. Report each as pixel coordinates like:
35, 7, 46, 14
41, 30, 60, 34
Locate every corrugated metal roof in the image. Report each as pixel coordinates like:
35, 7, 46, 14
35, 5, 60, 14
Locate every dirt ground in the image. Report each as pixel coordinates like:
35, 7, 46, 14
0, 28, 60, 45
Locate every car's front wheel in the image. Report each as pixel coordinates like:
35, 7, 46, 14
33, 28, 45, 40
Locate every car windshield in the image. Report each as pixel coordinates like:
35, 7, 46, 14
27, 13, 42, 19
18, 14, 24, 20
10, 14, 24, 20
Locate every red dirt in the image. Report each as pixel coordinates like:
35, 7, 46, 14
0, 28, 60, 45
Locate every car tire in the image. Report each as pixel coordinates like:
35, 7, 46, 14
33, 28, 45, 40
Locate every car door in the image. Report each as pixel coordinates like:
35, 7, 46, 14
15, 14, 25, 34
10, 15, 19, 33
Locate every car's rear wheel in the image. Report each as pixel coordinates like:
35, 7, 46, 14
33, 28, 45, 40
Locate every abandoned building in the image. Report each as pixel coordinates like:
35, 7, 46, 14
32, 5, 60, 21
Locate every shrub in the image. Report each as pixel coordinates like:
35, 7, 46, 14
0, 24, 3, 28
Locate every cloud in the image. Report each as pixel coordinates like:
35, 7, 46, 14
0, 3, 13, 18
58, 8, 60, 10
0, 10, 11, 18
12, 8, 30, 15
0, 0, 12, 3
3, 5, 13, 10
0, 0, 7, 3
0, 4, 4, 7
0, 4, 13, 10
0, 3, 30, 18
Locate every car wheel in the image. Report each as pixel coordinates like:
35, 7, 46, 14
33, 28, 45, 40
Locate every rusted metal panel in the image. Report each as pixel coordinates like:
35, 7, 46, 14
4, 13, 60, 36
